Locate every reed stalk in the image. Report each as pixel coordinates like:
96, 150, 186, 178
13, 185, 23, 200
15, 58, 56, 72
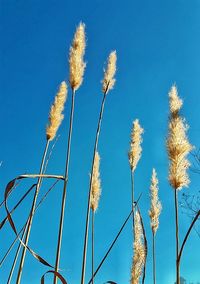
166, 85, 193, 284
16, 139, 50, 284
53, 89, 75, 284
128, 119, 144, 233
0, 180, 59, 269
91, 210, 95, 284
53, 22, 86, 284
174, 189, 180, 284
81, 92, 106, 284
81, 50, 117, 284
152, 231, 156, 284
87, 194, 142, 284
178, 209, 200, 264
149, 169, 161, 284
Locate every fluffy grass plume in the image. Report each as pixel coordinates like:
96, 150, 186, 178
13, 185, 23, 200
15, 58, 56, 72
46, 81, 67, 141
69, 22, 86, 91
128, 119, 144, 172
149, 169, 162, 234
90, 151, 101, 212
167, 85, 193, 190
130, 211, 145, 284
102, 51, 117, 94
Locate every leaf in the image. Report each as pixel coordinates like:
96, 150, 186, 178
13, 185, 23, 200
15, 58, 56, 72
41, 270, 68, 284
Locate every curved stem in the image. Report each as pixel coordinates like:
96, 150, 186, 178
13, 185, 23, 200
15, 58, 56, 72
53, 89, 75, 284
0, 185, 34, 230
174, 189, 180, 284
81, 93, 107, 284
0, 180, 59, 268
178, 210, 200, 263
16, 139, 50, 284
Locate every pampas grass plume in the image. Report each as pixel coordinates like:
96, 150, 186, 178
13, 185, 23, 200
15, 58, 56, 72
69, 22, 86, 91
102, 51, 117, 94
90, 151, 101, 212
130, 211, 145, 284
46, 81, 67, 141
149, 169, 162, 234
128, 119, 144, 172
167, 85, 193, 190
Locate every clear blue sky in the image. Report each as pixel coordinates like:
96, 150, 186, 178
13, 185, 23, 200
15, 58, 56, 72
0, 0, 200, 283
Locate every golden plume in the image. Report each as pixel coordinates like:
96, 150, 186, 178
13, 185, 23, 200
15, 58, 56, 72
130, 211, 145, 284
69, 22, 86, 91
149, 169, 162, 234
128, 119, 144, 172
46, 81, 67, 141
167, 85, 193, 190
90, 151, 101, 212
102, 51, 117, 94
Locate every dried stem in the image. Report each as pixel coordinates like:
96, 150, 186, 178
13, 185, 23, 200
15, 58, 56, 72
91, 210, 95, 284
7, 224, 27, 284
178, 210, 200, 264
53, 89, 75, 284
152, 232, 156, 284
174, 189, 180, 284
0, 180, 59, 268
130, 169, 135, 232
81, 91, 107, 284
16, 139, 50, 284
0, 184, 35, 230
87, 194, 142, 284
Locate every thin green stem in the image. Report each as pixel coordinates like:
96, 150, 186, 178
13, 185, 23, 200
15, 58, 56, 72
16, 139, 50, 284
53, 89, 75, 284
81, 92, 107, 284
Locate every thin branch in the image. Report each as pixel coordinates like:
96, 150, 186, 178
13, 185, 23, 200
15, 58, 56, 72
178, 210, 200, 263
87, 194, 142, 284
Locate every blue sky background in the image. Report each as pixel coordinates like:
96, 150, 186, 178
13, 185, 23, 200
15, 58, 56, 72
0, 0, 200, 283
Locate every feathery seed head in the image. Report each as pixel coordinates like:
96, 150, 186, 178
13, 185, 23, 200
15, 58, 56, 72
169, 85, 183, 115
102, 51, 117, 94
128, 119, 144, 172
46, 81, 67, 141
167, 86, 193, 190
149, 169, 162, 234
69, 22, 86, 91
130, 211, 145, 284
90, 151, 101, 212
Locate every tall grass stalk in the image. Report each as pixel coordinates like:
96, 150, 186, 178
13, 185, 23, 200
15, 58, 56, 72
4, 180, 59, 283
16, 139, 50, 283
53, 89, 75, 283
53, 22, 86, 284
128, 119, 144, 231
166, 85, 193, 284
81, 92, 106, 284
81, 50, 117, 284
149, 169, 161, 284
91, 210, 95, 284
16, 81, 67, 283
88, 194, 142, 284
152, 231, 156, 284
